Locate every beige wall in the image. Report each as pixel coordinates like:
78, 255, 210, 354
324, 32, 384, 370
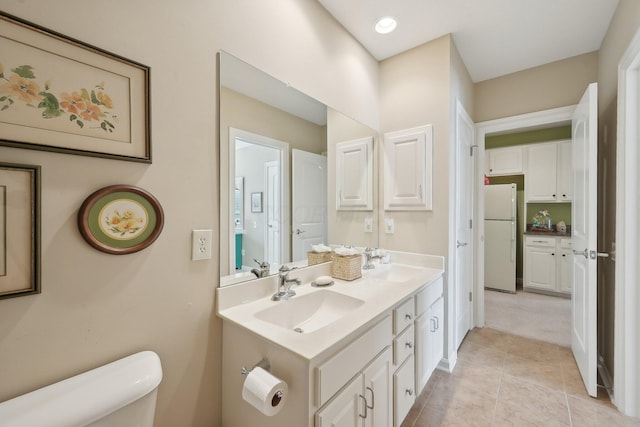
0, 1, 378, 426
219, 87, 326, 275
378, 35, 452, 257
596, 0, 640, 380
474, 52, 599, 122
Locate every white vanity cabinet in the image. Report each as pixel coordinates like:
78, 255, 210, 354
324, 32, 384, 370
525, 140, 572, 202
218, 261, 445, 427
485, 146, 524, 176
524, 236, 572, 295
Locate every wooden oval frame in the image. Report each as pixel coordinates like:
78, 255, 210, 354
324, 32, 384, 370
78, 185, 164, 255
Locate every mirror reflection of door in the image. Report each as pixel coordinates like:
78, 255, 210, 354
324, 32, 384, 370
265, 161, 281, 265
231, 128, 289, 272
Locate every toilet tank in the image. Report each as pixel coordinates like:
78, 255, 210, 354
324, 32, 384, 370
0, 351, 163, 427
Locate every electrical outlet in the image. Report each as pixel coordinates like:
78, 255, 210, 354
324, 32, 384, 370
192, 229, 213, 261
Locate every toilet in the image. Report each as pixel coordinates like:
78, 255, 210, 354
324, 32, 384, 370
0, 351, 163, 427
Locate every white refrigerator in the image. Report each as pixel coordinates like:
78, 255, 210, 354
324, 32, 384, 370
484, 183, 517, 293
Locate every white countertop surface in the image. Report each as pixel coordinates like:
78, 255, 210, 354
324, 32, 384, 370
217, 253, 444, 361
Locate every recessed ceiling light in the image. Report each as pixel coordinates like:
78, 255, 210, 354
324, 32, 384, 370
375, 16, 397, 34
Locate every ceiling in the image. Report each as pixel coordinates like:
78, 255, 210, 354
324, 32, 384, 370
317, 0, 619, 82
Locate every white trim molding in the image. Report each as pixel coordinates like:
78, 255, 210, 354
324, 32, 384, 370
614, 27, 640, 418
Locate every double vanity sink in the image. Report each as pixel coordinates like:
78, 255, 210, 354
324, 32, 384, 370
217, 250, 445, 427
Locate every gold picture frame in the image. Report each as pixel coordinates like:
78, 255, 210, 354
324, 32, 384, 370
0, 12, 151, 162
0, 162, 40, 300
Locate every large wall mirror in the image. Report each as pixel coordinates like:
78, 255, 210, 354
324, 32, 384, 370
219, 51, 379, 286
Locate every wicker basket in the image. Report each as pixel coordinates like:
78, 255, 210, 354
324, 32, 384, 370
307, 251, 333, 266
331, 254, 362, 281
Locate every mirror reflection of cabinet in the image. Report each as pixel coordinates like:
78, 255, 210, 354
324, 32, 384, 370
336, 137, 373, 211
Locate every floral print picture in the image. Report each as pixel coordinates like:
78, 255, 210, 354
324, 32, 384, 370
0, 64, 118, 134
98, 199, 148, 240
0, 14, 150, 161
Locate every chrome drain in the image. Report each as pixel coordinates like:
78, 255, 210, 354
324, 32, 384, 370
293, 328, 304, 333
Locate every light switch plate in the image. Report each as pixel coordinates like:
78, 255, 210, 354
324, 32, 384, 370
364, 216, 373, 233
385, 218, 395, 234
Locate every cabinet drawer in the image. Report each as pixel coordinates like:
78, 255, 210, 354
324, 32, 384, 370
560, 238, 572, 249
315, 315, 392, 406
393, 324, 414, 366
525, 236, 555, 247
393, 298, 415, 334
415, 276, 443, 317
393, 354, 415, 427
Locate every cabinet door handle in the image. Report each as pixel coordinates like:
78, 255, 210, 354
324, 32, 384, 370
405, 388, 414, 396
405, 341, 413, 349
366, 386, 374, 410
405, 313, 413, 321
434, 316, 439, 330
359, 394, 367, 419
553, 194, 556, 198
562, 254, 566, 257
551, 253, 555, 256
430, 318, 436, 332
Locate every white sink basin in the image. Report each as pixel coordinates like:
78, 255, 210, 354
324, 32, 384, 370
254, 290, 364, 333
365, 264, 424, 283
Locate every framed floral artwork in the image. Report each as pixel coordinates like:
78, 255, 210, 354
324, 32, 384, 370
0, 12, 151, 162
0, 162, 40, 300
78, 185, 164, 255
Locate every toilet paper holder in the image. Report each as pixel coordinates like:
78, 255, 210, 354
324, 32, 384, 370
241, 357, 271, 376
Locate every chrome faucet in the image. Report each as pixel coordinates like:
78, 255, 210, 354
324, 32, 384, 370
251, 258, 270, 278
363, 247, 390, 270
271, 265, 301, 301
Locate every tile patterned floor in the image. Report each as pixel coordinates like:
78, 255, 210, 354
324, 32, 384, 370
401, 328, 640, 427
484, 288, 571, 347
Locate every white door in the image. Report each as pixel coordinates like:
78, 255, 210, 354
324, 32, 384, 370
292, 150, 327, 262
454, 101, 474, 348
571, 82, 598, 397
363, 348, 392, 427
265, 161, 281, 265
315, 374, 363, 427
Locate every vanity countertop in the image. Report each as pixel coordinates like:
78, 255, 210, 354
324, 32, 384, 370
216, 251, 444, 362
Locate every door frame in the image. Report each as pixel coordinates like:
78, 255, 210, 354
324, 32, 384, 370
474, 105, 575, 326
614, 27, 640, 418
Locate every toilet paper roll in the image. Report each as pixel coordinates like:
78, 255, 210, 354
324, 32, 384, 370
242, 367, 288, 416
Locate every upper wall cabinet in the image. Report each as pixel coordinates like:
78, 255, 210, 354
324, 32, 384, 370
525, 140, 571, 202
383, 125, 433, 211
336, 137, 373, 211
485, 146, 524, 176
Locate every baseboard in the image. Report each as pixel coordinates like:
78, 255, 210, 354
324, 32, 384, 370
438, 353, 457, 373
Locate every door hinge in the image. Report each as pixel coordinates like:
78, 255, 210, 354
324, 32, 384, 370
469, 219, 472, 229
469, 292, 473, 302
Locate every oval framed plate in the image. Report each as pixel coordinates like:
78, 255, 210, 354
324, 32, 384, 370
78, 185, 164, 254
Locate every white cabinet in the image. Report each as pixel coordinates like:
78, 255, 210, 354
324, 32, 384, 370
393, 355, 415, 427
316, 374, 363, 427
336, 137, 373, 211
485, 146, 524, 176
558, 238, 573, 294
526, 143, 558, 201
557, 141, 573, 201
525, 140, 572, 202
524, 236, 572, 295
317, 347, 392, 427
414, 276, 444, 394
383, 125, 433, 211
